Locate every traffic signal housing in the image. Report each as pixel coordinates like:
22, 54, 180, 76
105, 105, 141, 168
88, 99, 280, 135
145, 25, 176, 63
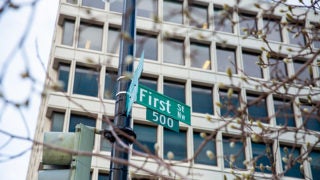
38, 124, 95, 180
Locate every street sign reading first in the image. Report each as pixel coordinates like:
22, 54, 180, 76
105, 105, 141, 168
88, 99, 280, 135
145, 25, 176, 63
137, 85, 191, 125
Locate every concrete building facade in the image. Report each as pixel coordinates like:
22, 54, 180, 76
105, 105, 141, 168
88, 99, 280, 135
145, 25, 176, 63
27, 0, 320, 179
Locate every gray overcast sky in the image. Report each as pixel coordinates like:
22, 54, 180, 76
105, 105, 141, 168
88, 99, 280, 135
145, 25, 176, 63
0, 0, 58, 179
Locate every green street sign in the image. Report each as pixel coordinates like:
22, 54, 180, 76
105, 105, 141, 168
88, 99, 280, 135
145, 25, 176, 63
137, 85, 191, 125
146, 109, 179, 132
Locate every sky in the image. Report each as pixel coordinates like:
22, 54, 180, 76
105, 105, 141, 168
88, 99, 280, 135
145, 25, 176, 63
0, 0, 59, 179
0, 0, 310, 179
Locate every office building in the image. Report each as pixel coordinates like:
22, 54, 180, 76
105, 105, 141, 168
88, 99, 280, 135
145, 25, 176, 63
27, 0, 320, 179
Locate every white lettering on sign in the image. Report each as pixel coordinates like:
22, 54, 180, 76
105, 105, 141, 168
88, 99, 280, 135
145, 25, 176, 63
139, 88, 172, 114
151, 111, 174, 128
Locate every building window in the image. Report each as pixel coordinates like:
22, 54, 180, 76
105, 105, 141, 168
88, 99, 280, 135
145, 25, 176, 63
50, 112, 65, 132
61, 19, 75, 46
189, 4, 208, 29
251, 142, 273, 173
66, 0, 77, 4
137, 0, 157, 18
263, 18, 282, 42
309, 150, 320, 179
133, 124, 157, 154
219, 88, 240, 117
78, 22, 103, 51
104, 70, 117, 100
107, 27, 120, 54
69, 114, 96, 132
98, 172, 109, 180
82, 0, 105, 9
100, 119, 112, 152
163, 38, 184, 65
192, 85, 213, 114
311, 23, 320, 48
216, 46, 237, 74
190, 42, 210, 69
242, 51, 263, 78
268, 57, 287, 81
239, 13, 257, 37
163, 128, 186, 160
300, 103, 320, 131
287, 21, 306, 46
274, 97, 295, 127
214, 6, 233, 33
280, 145, 303, 178
139, 77, 157, 91
163, 80, 185, 103
193, 131, 217, 166
73, 66, 99, 97
163, 0, 183, 24
109, 0, 123, 13
136, 33, 157, 61
293, 60, 313, 85
223, 136, 246, 169
57, 63, 70, 92
247, 93, 268, 123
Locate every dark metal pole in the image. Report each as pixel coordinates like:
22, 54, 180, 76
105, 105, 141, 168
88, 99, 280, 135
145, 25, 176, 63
109, 0, 136, 180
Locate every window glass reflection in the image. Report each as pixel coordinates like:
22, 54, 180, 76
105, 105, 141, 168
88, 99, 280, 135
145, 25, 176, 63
242, 51, 263, 78
163, 0, 183, 24
190, 42, 210, 69
247, 93, 268, 123
189, 4, 208, 29
58, 63, 70, 92
137, 0, 157, 18
78, 22, 103, 51
163, 128, 186, 160
69, 114, 96, 132
82, 0, 105, 9
62, 19, 75, 46
136, 33, 157, 61
214, 7, 233, 33
163, 38, 184, 65
193, 132, 217, 166
223, 136, 246, 169
163, 81, 185, 103
192, 85, 213, 114
216, 47, 236, 74
73, 66, 99, 97
133, 124, 157, 154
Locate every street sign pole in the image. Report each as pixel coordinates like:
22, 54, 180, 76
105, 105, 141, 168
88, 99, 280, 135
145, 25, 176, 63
109, 0, 136, 180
